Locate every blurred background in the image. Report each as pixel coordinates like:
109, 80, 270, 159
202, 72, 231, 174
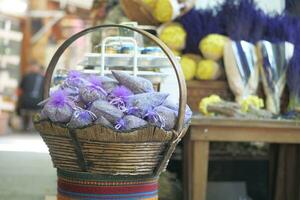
0, 0, 294, 200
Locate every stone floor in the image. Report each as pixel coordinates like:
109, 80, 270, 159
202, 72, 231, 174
0, 131, 56, 200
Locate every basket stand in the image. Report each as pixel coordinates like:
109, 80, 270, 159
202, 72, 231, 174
57, 169, 159, 200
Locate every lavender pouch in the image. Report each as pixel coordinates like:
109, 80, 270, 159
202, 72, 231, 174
112, 71, 154, 94
114, 115, 148, 131
125, 92, 169, 118
67, 109, 96, 128
80, 75, 107, 103
90, 100, 124, 124
40, 90, 74, 123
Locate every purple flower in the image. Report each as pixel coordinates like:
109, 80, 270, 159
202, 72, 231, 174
109, 86, 133, 109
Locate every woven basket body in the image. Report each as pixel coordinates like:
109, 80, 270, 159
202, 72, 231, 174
35, 121, 176, 175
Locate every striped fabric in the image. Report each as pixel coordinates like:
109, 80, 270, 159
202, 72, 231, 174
57, 169, 158, 200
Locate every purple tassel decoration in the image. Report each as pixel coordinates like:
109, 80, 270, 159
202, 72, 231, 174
109, 85, 133, 110
68, 109, 96, 128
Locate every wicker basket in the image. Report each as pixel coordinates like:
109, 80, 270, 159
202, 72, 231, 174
34, 24, 189, 179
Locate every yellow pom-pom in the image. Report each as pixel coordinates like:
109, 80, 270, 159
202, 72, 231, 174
143, 0, 157, 10
159, 23, 186, 50
153, 0, 173, 22
199, 95, 222, 115
241, 95, 264, 112
199, 34, 228, 61
196, 59, 222, 80
180, 55, 197, 81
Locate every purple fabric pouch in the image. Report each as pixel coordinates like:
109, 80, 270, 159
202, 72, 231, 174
98, 76, 119, 93
94, 116, 113, 128
114, 115, 148, 131
80, 75, 107, 103
112, 71, 154, 94
108, 85, 133, 110
67, 109, 96, 128
145, 106, 177, 131
90, 100, 124, 124
125, 92, 169, 117
163, 99, 192, 125
40, 90, 74, 123
62, 70, 86, 88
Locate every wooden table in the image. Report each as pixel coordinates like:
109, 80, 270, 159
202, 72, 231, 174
183, 115, 300, 200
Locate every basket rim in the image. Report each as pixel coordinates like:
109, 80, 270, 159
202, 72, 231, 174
33, 114, 176, 134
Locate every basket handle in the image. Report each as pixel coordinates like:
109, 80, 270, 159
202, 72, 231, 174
44, 24, 187, 132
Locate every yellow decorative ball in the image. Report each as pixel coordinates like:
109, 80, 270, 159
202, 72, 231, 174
180, 55, 197, 81
159, 23, 186, 50
143, 0, 157, 10
199, 34, 228, 61
196, 59, 222, 80
153, 0, 173, 22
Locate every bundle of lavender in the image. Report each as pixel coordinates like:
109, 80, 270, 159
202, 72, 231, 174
257, 14, 295, 114
257, 41, 294, 114
38, 70, 192, 132
177, 8, 224, 54
287, 48, 300, 113
285, 16, 300, 114
220, 0, 264, 103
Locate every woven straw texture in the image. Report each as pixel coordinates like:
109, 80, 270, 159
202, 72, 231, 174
34, 120, 175, 175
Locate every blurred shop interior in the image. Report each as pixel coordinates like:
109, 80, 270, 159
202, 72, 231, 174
0, 0, 298, 200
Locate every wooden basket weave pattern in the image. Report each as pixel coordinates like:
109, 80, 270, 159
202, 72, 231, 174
36, 24, 189, 177
35, 120, 174, 175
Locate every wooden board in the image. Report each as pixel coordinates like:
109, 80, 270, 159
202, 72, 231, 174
184, 114, 300, 200
191, 114, 300, 129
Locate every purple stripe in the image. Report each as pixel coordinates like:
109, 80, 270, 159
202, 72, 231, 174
58, 187, 158, 199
